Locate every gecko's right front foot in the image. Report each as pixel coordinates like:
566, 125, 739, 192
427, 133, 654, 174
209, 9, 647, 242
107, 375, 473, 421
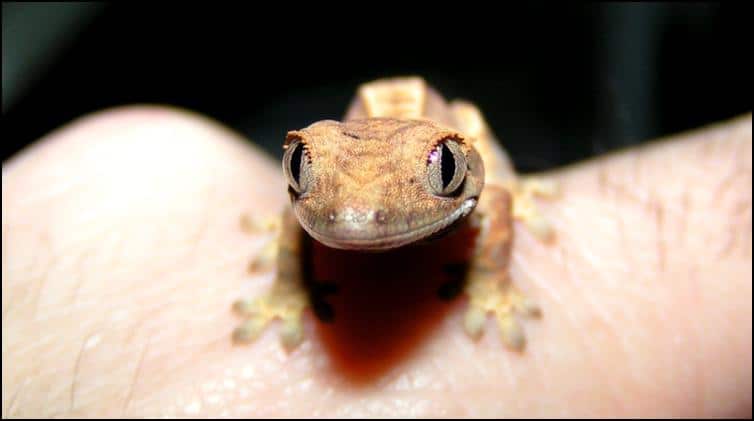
232, 287, 307, 350
233, 210, 309, 350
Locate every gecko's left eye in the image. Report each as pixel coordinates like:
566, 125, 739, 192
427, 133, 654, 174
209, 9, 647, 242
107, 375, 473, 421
427, 139, 467, 197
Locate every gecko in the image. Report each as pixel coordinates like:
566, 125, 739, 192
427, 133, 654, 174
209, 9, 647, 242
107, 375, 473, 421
232, 77, 556, 351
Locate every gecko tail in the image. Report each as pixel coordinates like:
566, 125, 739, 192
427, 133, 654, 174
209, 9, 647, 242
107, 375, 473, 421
344, 76, 455, 127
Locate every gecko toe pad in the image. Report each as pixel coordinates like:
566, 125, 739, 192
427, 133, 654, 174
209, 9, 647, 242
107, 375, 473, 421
232, 289, 307, 350
505, 178, 559, 241
463, 273, 540, 351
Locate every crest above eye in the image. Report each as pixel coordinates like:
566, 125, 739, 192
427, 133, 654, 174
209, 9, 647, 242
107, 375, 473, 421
427, 137, 467, 197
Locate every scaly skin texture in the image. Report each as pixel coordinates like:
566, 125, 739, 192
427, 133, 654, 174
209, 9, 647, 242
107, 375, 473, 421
284, 118, 484, 250
233, 77, 556, 350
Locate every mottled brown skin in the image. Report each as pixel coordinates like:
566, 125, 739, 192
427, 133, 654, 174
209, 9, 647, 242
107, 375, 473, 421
232, 77, 555, 350
284, 118, 483, 250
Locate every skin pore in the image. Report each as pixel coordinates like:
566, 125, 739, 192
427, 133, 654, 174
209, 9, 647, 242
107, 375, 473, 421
2, 106, 751, 417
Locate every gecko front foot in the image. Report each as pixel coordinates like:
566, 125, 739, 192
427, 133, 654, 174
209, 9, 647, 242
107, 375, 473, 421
233, 209, 309, 350
503, 178, 559, 241
463, 271, 540, 350
240, 212, 281, 273
463, 184, 544, 350
232, 287, 308, 350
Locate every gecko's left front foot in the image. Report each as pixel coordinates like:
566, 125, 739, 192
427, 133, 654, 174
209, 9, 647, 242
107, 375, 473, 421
463, 184, 548, 350
503, 177, 559, 241
463, 270, 541, 350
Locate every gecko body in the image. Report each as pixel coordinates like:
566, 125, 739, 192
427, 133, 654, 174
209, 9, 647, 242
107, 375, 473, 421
234, 77, 555, 350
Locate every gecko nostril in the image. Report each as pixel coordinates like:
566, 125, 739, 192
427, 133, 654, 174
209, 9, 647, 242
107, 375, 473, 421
375, 210, 388, 224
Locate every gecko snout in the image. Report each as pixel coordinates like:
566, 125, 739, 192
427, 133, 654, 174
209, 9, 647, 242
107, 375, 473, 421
335, 207, 382, 226
316, 206, 392, 239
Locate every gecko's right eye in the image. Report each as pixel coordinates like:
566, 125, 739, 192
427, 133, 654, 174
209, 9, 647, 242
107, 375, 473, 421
283, 140, 310, 194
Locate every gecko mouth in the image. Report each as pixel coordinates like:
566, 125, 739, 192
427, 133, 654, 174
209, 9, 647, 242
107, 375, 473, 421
296, 197, 478, 251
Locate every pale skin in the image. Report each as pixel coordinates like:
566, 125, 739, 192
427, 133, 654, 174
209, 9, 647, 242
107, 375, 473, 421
2, 100, 751, 416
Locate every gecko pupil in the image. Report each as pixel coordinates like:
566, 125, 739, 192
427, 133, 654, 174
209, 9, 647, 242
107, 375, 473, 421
440, 143, 455, 189
290, 143, 303, 185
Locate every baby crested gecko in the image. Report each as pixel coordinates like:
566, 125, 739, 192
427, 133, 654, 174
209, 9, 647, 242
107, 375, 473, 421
233, 77, 556, 351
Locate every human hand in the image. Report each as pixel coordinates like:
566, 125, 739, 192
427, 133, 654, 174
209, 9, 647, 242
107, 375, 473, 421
3, 107, 750, 417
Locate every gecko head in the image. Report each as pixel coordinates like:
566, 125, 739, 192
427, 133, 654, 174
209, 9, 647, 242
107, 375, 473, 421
282, 118, 484, 251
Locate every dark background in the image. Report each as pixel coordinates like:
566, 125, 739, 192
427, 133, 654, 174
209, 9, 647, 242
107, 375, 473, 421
2, 3, 750, 172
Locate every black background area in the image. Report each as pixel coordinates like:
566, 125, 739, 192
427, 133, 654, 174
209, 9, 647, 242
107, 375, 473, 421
3, 4, 750, 172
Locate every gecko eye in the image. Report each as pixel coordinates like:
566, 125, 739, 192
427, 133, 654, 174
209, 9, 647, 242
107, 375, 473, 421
427, 139, 467, 197
283, 140, 310, 194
